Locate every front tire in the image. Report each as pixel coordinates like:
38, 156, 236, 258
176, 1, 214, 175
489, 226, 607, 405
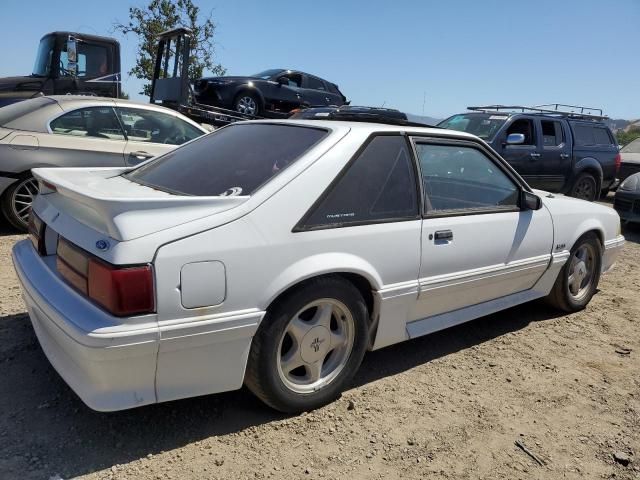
546, 233, 602, 312
1, 175, 39, 231
233, 92, 261, 117
245, 276, 369, 413
569, 173, 598, 202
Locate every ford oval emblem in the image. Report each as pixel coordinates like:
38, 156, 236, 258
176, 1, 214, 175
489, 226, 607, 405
95, 239, 110, 251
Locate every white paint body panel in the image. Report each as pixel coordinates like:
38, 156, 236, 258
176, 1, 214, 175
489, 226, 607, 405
12, 120, 626, 411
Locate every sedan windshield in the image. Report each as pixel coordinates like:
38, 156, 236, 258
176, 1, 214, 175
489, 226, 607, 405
438, 113, 508, 140
127, 123, 328, 196
252, 69, 285, 79
33, 36, 55, 77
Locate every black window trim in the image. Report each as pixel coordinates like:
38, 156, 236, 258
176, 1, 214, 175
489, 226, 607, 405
410, 136, 527, 219
293, 132, 423, 232
47, 104, 127, 141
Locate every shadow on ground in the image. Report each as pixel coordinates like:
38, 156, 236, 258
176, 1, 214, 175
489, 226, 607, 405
0, 301, 564, 479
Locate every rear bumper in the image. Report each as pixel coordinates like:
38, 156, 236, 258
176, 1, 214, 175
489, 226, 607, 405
603, 235, 625, 273
12, 239, 264, 411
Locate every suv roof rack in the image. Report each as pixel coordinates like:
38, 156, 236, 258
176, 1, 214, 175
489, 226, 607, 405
289, 106, 437, 128
467, 104, 608, 121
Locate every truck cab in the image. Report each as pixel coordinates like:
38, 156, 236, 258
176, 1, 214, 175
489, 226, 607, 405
0, 32, 121, 107
439, 105, 620, 201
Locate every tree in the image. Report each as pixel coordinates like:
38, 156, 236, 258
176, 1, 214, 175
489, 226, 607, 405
113, 0, 225, 96
616, 127, 640, 147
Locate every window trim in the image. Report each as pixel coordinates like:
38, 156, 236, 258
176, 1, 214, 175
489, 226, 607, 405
410, 136, 525, 218
47, 104, 126, 141
293, 132, 423, 232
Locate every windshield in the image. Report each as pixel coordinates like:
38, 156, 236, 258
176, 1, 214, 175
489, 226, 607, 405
127, 123, 328, 196
621, 138, 640, 154
252, 69, 285, 79
33, 36, 55, 77
438, 113, 508, 140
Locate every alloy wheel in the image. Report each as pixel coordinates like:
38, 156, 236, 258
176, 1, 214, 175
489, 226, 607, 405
573, 177, 595, 201
236, 96, 257, 115
567, 243, 596, 302
11, 177, 39, 227
277, 299, 355, 394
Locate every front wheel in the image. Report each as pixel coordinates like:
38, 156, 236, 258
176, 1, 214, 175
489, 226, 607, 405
233, 92, 261, 117
245, 276, 369, 413
569, 173, 598, 202
546, 233, 602, 312
1, 175, 39, 231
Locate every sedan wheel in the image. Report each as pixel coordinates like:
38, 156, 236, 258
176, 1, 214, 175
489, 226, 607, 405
2, 176, 39, 231
567, 244, 596, 302
245, 276, 368, 413
234, 95, 258, 116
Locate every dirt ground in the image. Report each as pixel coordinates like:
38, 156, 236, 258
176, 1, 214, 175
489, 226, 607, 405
0, 198, 638, 480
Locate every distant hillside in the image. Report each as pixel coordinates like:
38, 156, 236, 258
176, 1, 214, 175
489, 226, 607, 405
406, 114, 443, 126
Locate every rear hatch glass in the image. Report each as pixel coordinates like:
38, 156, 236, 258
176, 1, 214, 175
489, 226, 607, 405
127, 123, 328, 196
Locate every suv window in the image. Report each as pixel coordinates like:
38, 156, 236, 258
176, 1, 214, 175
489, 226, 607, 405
117, 107, 203, 145
573, 124, 613, 146
128, 123, 327, 196
506, 119, 535, 145
541, 120, 563, 146
306, 76, 327, 91
415, 142, 519, 212
50, 107, 125, 140
301, 135, 419, 228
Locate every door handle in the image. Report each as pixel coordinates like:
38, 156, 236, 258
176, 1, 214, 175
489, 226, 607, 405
434, 230, 453, 241
129, 151, 153, 161
560, 153, 570, 159
529, 152, 541, 158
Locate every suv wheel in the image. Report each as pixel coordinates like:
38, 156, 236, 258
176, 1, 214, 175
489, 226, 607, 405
245, 276, 369, 413
570, 173, 598, 201
1, 175, 39, 231
233, 92, 261, 116
546, 233, 602, 312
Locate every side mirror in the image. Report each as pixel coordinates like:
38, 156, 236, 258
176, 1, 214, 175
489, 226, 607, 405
521, 190, 542, 210
506, 133, 525, 145
66, 36, 78, 76
276, 76, 289, 86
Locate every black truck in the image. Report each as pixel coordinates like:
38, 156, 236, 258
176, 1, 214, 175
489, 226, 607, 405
439, 105, 621, 201
0, 32, 121, 107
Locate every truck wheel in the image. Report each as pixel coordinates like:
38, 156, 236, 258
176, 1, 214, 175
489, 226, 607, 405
569, 173, 598, 201
1, 175, 39, 231
245, 276, 369, 413
546, 232, 602, 312
233, 92, 261, 117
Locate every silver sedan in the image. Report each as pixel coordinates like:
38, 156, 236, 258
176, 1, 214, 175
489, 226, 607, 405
0, 96, 208, 230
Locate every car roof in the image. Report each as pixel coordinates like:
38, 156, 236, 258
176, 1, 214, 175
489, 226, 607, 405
450, 111, 607, 126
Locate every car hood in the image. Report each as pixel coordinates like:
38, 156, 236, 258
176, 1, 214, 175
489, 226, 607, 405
621, 152, 640, 164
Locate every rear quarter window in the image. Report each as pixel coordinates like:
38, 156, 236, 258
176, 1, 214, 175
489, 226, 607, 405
572, 124, 614, 147
127, 123, 328, 196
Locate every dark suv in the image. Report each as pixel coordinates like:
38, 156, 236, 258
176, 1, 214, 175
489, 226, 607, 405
193, 69, 347, 119
439, 105, 620, 201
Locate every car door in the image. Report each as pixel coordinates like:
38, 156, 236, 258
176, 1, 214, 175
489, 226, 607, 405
409, 137, 553, 327
115, 106, 205, 166
270, 72, 305, 112
300, 75, 332, 107
535, 118, 571, 192
44, 105, 127, 167
498, 116, 544, 188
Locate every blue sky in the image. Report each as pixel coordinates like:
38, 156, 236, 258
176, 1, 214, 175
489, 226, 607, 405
1, 0, 638, 119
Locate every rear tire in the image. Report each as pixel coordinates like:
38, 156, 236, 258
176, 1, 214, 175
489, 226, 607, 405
569, 173, 598, 202
245, 276, 368, 413
1, 175, 39, 232
546, 233, 602, 312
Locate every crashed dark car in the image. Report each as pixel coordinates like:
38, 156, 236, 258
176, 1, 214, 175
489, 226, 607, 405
193, 69, 347, 118
614, 172, 640, 223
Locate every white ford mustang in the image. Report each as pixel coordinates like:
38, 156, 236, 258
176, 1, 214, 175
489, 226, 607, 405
12, 120, 625, 413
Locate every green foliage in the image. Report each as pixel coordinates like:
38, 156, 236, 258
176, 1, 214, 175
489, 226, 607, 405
113, 0, 225, 96
119, 90, 130, 100
616, 128, 640, 147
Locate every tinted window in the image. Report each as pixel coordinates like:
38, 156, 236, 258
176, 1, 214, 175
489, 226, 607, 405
506, 119, 535, 145
573, 124, 612, 146
416, 143, 518, 212
593, 127, 612, 145
541, 120, 563, 146
306, 76, 327, 91
117, 107, 203, 145
50, 107, 125, 140
302, 136, 419, 228
127, 123, 327, 196
0, 97, 57, 128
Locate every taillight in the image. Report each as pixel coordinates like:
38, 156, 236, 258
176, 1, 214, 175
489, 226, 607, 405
28, 211, 46, 256
614, 153, 621, 174
56, 238, 155, 316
